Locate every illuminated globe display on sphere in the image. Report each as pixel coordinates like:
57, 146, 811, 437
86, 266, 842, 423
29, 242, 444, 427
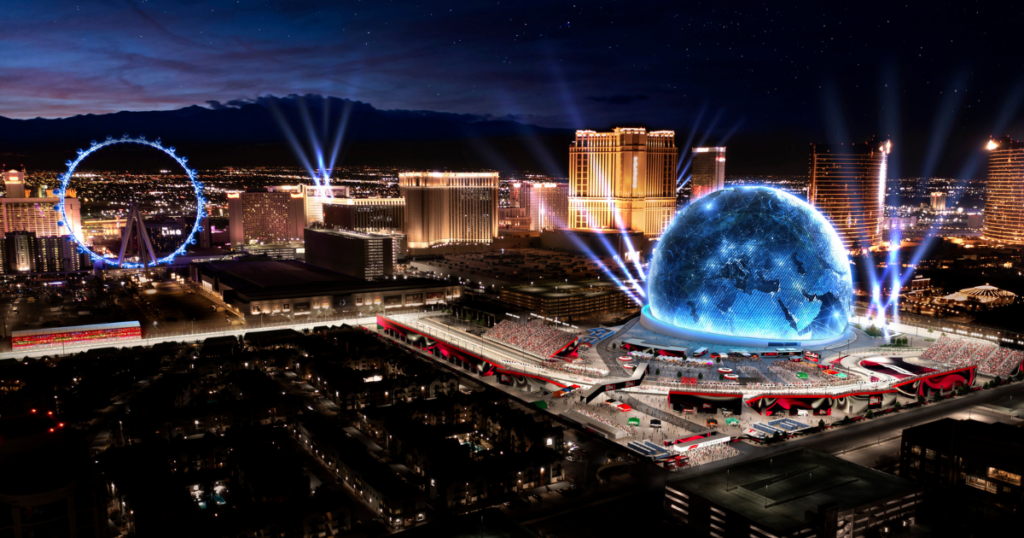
646, 186, 852, 343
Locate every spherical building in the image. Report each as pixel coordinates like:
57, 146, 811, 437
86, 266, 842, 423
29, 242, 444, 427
642, 186, 852, 345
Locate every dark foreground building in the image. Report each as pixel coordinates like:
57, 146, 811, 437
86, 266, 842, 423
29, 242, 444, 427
665, 448, 921, 538
899, 418, 1023, 514
191, 259, 461, 317
0, 411, 109, 537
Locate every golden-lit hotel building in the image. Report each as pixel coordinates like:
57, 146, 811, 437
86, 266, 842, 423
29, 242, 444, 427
227, 189, 305, 245
398, 172, 499, 249
983, 136, 1024, 245
568, 128, 676, 237
690, 147, 726, 201
809, 140, 890, 253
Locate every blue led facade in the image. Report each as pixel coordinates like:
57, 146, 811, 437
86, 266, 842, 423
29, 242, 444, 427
647, 186, 851, 341
58, 135, 205, 267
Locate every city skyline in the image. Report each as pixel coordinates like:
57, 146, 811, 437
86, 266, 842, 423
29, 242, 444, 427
1, 4, 1022, 538
2, 2, 1023, 178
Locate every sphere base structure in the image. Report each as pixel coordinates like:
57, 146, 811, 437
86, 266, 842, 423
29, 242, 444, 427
640, 305, 852, 348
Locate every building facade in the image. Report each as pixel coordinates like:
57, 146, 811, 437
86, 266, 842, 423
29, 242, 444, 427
809, 140, 890, 252
666, 449, 922, 538
399, 172, 499, 250
568, 128, 676, 237
4, 169, 26, 198
0, 232, 86, 274
523, 182, 569, 231
2, 171, 83, 240
191, 260, 461, 318
227, 189, 305, 246
930, 192, 947, 211
322, 197, 405, 233
305, 228, 395, 279
900, 418, 1023, 514
690, 147, 726, 201
983, 137, 1024, 245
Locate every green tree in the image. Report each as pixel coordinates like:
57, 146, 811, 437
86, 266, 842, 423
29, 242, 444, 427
677, 371, 683, 379
719, 374, 725, 381
865, 409, 874, 419
698, 373, 703, 381
818, 419, 826, 429
655, 368, 661, 376
893, 401, 902, 410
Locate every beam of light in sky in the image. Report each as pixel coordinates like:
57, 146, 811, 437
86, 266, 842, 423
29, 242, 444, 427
718, 119, 745, 146
676, 104, 707, 173
296, 97, 327, 185
543, 208, 643, 305
880, 60, 903, 180
325, 100, 354, 176
919, 71, 968, 180
893, 81, 1024, 292
268, 101, 317, 181
577, 206, 646, 301
820, 79, 850, 147
693, 108, 724, 150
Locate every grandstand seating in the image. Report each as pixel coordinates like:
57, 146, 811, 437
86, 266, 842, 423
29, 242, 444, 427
920, 335, 964, 363
920, 335, 995, 368
485, 320, 577, 357
978, 347, 1024, 377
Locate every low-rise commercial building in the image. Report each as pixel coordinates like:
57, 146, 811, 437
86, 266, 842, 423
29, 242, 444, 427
191, 259, 460, 317
501, 279, 639, 321
305, 227, 396, 279
665, 448, 922, 538
899, 418, 1023, 514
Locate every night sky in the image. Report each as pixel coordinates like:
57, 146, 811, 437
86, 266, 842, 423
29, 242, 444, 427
2, 1, 1022, 177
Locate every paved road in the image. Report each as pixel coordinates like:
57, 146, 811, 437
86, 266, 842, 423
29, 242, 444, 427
661, 380, 1024, 480
615, 393, 708, 434
795, 381, 1024, 455
595, 316, 641, 371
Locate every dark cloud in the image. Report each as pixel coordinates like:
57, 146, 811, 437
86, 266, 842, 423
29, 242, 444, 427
1, 1, 1021, 175
587, 95, 649, 106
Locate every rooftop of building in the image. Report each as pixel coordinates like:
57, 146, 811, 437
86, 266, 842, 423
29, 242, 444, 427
669, 448, 919, 533
505, 279, 627, 300
810, 138, 891, 155
988, 136, 1023, 151
414, 248, 615, 284
197, 259, 448, 300
306, 227, 398, 240
903, 418, 1024, 466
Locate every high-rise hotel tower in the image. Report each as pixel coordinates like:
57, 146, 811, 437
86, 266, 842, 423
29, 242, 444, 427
690, 147, 726, 201
809, 140, 890, 253
983, 137, 1024, 245
568, 128, 676, 237
399, 172, 499, 249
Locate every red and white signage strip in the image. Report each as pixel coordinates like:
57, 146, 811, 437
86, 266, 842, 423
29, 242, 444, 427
671, 435, 731, 453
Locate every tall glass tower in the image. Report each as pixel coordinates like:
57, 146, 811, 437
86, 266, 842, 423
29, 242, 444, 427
568, 127, 677, 237
983, 137, 1024, 245
809, 139, 890, 253
690, 147, 726, 201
